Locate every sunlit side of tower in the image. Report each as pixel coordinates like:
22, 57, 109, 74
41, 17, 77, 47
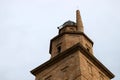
31, 10, 114, 80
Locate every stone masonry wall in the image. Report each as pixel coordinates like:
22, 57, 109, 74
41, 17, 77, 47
36, 51, 81, 80
79, 51, 110, 80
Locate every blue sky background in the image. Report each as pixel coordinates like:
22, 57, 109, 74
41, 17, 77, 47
0, 0, 120, 80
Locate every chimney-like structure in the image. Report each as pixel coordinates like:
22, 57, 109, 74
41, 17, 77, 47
76, 10, 84, 32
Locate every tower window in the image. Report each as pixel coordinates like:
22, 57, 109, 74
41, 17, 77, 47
57, 46, 61, 53
87, 48, 90, 52
85, 44, 91, 52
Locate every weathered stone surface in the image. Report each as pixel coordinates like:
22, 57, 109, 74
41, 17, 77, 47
31, 10, 114, 80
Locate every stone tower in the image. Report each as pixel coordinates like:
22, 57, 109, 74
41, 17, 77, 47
31, 10, 114, 80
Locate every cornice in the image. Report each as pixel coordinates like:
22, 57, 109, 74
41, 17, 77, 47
49, 32, 94, 54
31, 43, 114, 79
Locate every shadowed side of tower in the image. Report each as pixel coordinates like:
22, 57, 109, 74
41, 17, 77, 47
31, 10, 114, 80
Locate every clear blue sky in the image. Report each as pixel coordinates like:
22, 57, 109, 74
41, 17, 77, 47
0, 0, 120, 80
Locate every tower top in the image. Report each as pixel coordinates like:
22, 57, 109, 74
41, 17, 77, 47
76, 10, 84, 32
58, 10, 84, 34
49, 10, 94, 56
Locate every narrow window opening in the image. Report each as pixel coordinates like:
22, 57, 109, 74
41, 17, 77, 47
85, 44, 91, 52
57, 46, 61, 53
87, 48, 90, 52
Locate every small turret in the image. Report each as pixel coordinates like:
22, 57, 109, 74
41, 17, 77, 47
59, 20, 77, 34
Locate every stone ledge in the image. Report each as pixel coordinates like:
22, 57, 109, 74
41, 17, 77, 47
31, 43, 114, 79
